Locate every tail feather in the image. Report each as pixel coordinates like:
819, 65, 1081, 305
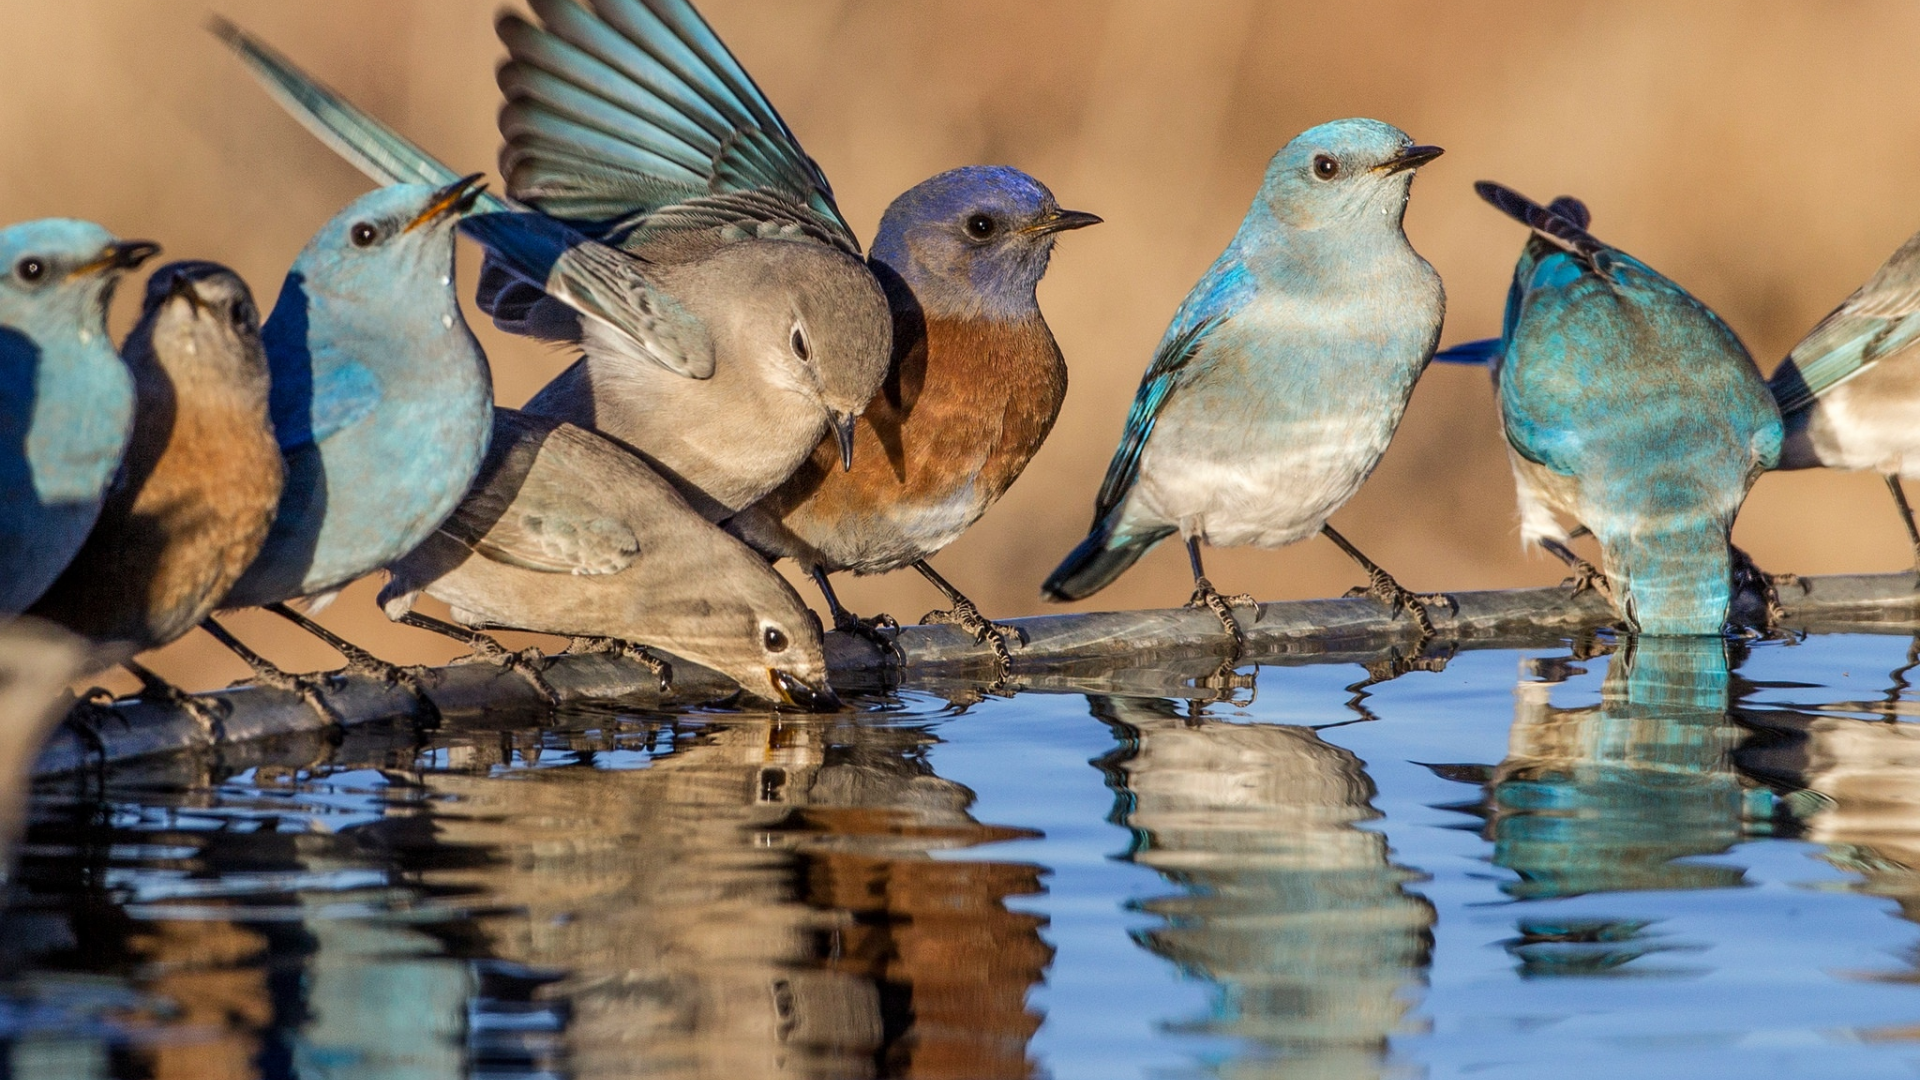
1600, 526, 1732, 636
1042, 525, 1174, 602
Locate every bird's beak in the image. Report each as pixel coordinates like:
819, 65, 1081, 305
832, 412, 859, 472
165, 270, 208, 314
1376, 144, 1445, 175
405, 173, 488, 233
68, 240, 160, 280
770, 669, 843, 712
1026, 208, 1104, 236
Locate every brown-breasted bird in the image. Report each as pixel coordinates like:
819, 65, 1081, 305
30, 261, 283, 709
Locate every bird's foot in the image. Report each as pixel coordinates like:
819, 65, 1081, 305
1344, 569, 1451, 636
127, 675, 232, 741
61, 688, 129, 762
565, 636, 673, 693
451, 637, 561, 707
1561, 559, 1612, 600
827, 609, 905, 666
1729, 546, 1792, 629
326, 639, 442, 701
228, 663, 344, 728
1185, 578, 1257, 654
921, 599, 1026, 677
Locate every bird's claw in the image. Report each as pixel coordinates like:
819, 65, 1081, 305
1186, 577, 1255, 655
1561, 560, 1612, 599
565, 636, 673, 693
231, 666, 344, 729
832, 611, 905, 665
452, 640, 562, 707
920, 600, 1024, 677
1345, 569, 1446, 636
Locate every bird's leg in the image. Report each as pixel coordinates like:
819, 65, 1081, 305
1539, 537, 1610, 599
1183, 536, 1257, 656
1729, 544, 1791, 630
265, 602, 441, 701
199, 617, 345, 726
120, 660, 230, 740
810, 567, 902, 662
395, 611, 560, 707
1321, 525, 1452, 636
564, 636, 673, 693
913, 560, 1027, 677
1889, 475, 1920, 586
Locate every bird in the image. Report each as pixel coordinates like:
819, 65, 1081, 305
216, 17, 893, 522
0, 220, 157, 617
28, 261, 283, 714
1044, 119, 1448, 650
1768, 220, 1920, 579
0, 618, 92, 865
202, 178, 496, 707
379, 408, 841, 710
1456, 182, 1781, 635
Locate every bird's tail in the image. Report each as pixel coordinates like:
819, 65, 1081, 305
1601, 525, 1733, 636
1042, 522, 1174, 602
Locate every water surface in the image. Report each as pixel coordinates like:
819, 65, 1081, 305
10, 632, 1920, 1078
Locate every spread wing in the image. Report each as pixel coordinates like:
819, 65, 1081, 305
438, 421, 640, 575
1771, 230, 1920, 415
495, 0, 859, 253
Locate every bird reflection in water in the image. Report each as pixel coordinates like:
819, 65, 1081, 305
1091, 694, 1435, 1079
1432, 635, 1769, 978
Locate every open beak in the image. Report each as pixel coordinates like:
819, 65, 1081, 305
1026, 207, 1103, 235
771, 669, 843, 712
404, 173, 488, 233
68, 240, 160, 280
832, 413, 859, 472
1376, 144, 1444, 175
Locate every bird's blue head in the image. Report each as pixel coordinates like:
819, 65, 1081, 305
0, 219, 158, 337
869, 166, 1100, 322
281, 176, 486, 312
1257, 119, 1442, 231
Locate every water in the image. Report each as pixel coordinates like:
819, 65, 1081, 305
10, 631, 1920, 1078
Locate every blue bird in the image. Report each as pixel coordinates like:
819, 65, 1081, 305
0, 220, 156, 616
216, 17, 892, 521
1044, 119, 1447, 646
203, 179, 496, 703
1768, 222, 1920, 577
1456, 183, 1782, 635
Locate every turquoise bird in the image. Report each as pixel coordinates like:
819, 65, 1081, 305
1460, 183, 1782, 635
1044, 119, 1447, 646
1769, 223, 1920, 577
0, 220, 156, 616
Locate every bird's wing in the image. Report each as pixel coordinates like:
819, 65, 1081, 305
215, 20, 716, 380
496, 0, 859, 252
1475, 181, 1611, 268
437, 422, 640, 575
1088, 313, 1227, 527
1771, 233, 1920, 414
1432, 337, 1502, 365
270, 355, 381, 450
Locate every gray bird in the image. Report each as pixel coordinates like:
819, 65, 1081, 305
379, 409, 841, 709
1770, 225, 1920, 576
29, 262, 283, 708
218, 21, 893, 521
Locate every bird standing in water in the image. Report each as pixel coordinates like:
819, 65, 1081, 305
1045, 119, 1447, 650
0, 221, 155, 616
30, 262, 283, 711
1769, 222, 1920, 579
1463, 183, 1781, 634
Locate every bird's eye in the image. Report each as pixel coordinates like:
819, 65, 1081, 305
231, 298, 256, 331
350, 222, 379, 248
790, 325, 810, 362
965, 213, 996, 239
15, 258, 45, 284
763, 626, 790, 653
1312, 154, 1340, 180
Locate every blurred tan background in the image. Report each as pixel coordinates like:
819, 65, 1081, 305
7, 0, 1917, 689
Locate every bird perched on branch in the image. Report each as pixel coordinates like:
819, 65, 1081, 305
0, 221, 155, 617
1769, 221, 1920, 579
1454, 182, 1781, 634
1045, 119, 1447, 650
203, 179, 496, 709
29, 261, 282, 712
380, 409, 841, 710
217, 17, 892, 522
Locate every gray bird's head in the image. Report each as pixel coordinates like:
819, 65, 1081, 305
134, 260, 269, 390
284, 176, 486, 311
1258, 118, 1442, 231
665, 561, 840, 711
0, 219, 157, 336
869, 165, 1100, 323
687, 239, 890, 469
